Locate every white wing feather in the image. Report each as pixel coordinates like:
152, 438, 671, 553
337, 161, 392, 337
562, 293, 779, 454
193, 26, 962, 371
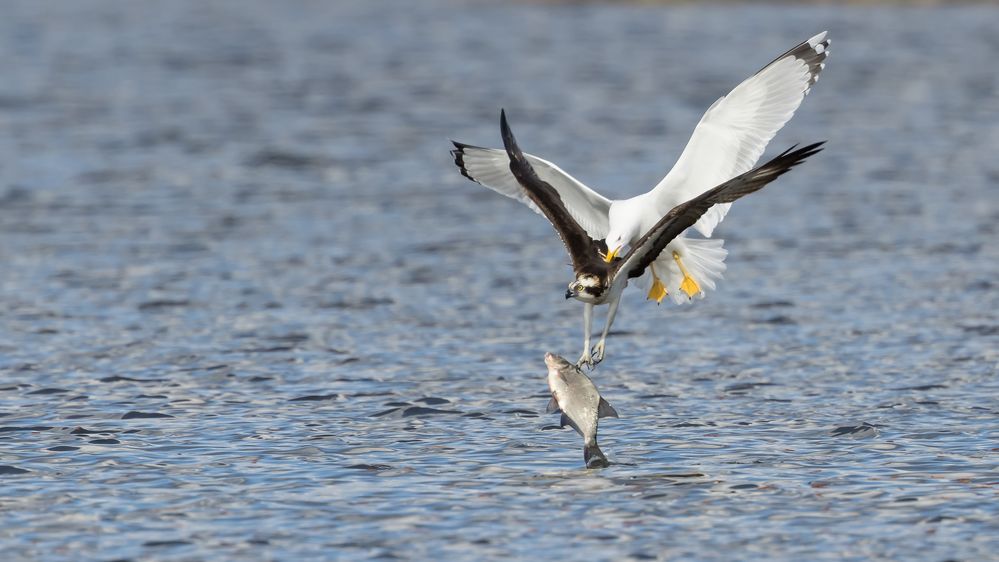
452, 144, 612, 240
649, 31, 830, 237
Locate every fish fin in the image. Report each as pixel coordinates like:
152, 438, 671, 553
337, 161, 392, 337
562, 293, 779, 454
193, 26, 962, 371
597, 397, 619, 419
560, 413, 582, 436
583, 443, 610, 469
545, 397, 560, 414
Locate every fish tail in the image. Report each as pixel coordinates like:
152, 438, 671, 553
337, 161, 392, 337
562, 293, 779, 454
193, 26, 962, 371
583, 442, 610, 469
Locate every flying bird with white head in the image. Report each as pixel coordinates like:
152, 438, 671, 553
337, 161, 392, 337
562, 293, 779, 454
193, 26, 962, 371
497, 110, 822, 368
452, 32, 830, 366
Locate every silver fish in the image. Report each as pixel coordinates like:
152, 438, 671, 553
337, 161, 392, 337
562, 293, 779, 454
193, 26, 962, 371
544, 352, 619, 468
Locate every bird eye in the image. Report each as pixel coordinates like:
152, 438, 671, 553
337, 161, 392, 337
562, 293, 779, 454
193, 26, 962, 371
574, 284, 583, 292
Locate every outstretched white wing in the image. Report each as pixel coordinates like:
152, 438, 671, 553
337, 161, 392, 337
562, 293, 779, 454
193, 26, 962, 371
649, 31, 830, 237
451, 142, 612, 240
615, 142, 825, 285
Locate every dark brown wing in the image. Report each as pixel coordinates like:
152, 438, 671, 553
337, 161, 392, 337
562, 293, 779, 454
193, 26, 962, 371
612, 142, 825, 282
500, 110, 606, 274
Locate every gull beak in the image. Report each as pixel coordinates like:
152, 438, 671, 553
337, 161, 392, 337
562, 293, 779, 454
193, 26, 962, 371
604, 247, 619, 263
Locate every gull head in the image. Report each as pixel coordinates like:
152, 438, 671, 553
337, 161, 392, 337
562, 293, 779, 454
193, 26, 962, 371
602, 232, 627, 263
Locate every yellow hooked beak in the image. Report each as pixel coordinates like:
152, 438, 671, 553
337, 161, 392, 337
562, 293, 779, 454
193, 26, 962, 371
604, 247, 620, 263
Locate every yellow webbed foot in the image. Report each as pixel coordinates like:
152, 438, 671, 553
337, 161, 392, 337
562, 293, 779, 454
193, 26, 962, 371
647, 276, 667, 304
646, 264, 668, 304
679, 275, 700, 298
673, 251, 701, 299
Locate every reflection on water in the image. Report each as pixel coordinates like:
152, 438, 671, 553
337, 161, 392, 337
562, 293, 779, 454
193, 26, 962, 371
0, 0, 997, 560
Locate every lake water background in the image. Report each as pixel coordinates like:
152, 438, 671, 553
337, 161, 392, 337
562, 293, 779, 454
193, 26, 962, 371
0, 1, 997, 560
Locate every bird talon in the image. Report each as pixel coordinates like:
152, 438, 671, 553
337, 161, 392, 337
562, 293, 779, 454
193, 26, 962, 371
591, 342, 606, 365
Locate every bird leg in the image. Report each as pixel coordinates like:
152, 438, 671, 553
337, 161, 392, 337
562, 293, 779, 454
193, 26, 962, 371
646, 262, 668, 304
672, 251, 701, 298
577, 303, 595, 368
591, 295, 621, 366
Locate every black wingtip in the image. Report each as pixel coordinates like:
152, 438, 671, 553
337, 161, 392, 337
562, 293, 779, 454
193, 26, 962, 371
450, 138, 488, 152
498, 109, 540, 189
803, 140, 826, 158
791, 140, 826, 163
449, 139, 488, 183
758, 32, 830, 89
775, 141, 825, 167
450, 144, 474, 182
499, 108, 520, 161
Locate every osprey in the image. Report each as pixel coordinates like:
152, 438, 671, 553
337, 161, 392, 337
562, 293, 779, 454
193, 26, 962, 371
451, 32, 829, 366
496, 110, 822, 367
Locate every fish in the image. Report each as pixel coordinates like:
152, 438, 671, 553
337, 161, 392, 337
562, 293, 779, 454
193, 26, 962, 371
544, 352, 619, 469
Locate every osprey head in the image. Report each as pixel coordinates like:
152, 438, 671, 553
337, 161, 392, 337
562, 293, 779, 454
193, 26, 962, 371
566, 273, 605, 302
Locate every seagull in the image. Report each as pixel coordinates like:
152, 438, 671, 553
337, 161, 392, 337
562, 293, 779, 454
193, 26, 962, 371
451, 32, 829, 366
498, 110, 823, 366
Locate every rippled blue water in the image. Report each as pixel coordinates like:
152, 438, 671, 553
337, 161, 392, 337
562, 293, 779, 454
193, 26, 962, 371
0, 1, 997, 560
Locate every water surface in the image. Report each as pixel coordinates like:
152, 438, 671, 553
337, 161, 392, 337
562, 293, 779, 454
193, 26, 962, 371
0, 1, 997, 560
